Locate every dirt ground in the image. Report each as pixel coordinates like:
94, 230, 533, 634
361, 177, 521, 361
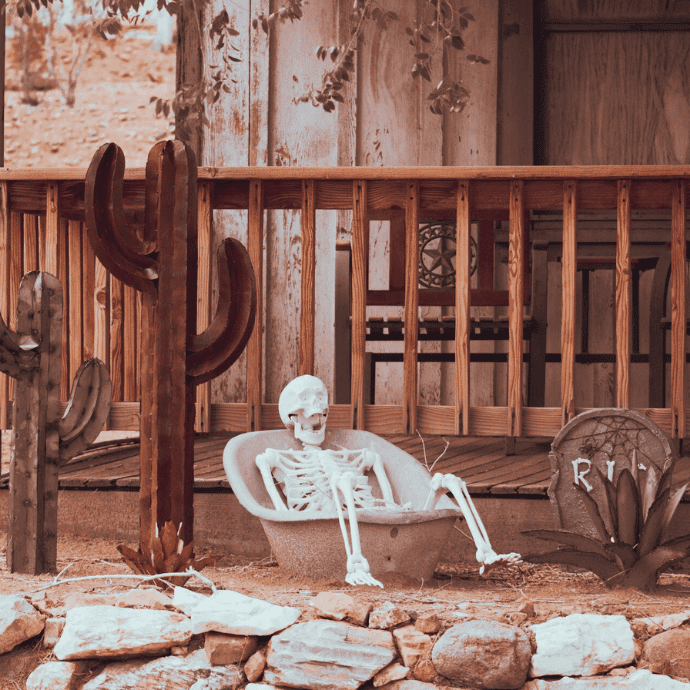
5, 23, 175, 170
0, 534, 689, 688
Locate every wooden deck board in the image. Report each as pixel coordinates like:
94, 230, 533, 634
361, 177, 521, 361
2, 433, 689, 498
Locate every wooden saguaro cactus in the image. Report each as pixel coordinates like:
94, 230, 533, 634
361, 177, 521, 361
85, 141, 256, 553
1, 271, 111, 574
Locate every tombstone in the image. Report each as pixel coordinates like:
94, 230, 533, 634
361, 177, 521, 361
547, 408, 676, 540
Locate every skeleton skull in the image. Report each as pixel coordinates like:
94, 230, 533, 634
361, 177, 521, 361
278, 375, 329, 446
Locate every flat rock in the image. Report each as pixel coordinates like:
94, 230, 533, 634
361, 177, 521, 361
376, 682, 441, 690
373, 661, 410, 687
265, 619, 396, 690
414, 613, 440, 634
631, 610, 690, 635
530, 614, 634, 678
82, 649, 241, 690
523, 669, 690, 688
26, 660, 91, 690
0, 594, 45, 654
117, 588, 173, 610
204, 630, 258, 664
432, 618, 531, 690
369, 601, 411, 629
347, 600, 373, 626
191, 590, 300, 636
639, 628, 690, 680
393, 625, 433, 668
43, 618, 65, 649
244, 648, 267, 682
53, 605, 192, 660
310, 592, 354, 620
172, 587, 207, 616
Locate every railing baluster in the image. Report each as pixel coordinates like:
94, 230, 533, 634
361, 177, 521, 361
247, 180, 264, 431
671, 179, 686, 437
196, 181, 213, 433
82, 224, 95, 362
58, 218, 69, 398
508, 180, 525, 437
68, 220, 83, 387
561, 180, 577, 425
616, 179, 631, 409
300, 179, 316, 376
455, 180, 471, 436
123, 284, 137, 402
0, 182, 9, 429
110, 275, 123, 403
351, 181, 367, 429
403, 181, 419, 435
45, 182, 59, 276
23, 215, 38, 271
8, 213, 21, 407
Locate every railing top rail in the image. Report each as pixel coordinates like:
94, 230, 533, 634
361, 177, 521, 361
1, 164, 690, 182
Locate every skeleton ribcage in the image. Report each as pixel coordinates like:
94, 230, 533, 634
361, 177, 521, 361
284, 471, 375, 512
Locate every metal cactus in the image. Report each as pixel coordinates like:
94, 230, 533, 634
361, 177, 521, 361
85, 140, 256, 554
2, 271, 111, 574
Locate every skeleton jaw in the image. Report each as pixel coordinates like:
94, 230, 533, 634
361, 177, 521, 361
293, 413, 327, 447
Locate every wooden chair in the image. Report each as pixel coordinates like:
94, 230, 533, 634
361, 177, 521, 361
334, 209, 549, 413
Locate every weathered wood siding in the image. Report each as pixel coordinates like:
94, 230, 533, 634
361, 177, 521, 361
180, 0, 532, 410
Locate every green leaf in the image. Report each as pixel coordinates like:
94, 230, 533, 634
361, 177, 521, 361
523, 549, 621, 584
616, 468, 640, 547
640, 462, 660, 523
573, 482, 611, 544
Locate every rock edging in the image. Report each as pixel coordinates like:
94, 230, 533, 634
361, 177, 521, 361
0, 588, 687, 689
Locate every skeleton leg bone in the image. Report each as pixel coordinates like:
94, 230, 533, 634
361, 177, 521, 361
330, 470, 383, 588
424, 472, 521, 573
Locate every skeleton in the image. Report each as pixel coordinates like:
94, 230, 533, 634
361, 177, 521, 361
256, 375, 520, 588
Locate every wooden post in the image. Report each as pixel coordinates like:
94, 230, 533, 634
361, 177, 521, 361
0, 182, 9, 429
455, 180, 471, 436
508, 180, 525, 437
561, 180, 577, 425
671, 179, 686, 437
615, 180, 631, 409
299, 179, 316, 375
351, 180, 367, 429
247, 180, 264, 431
45, 183, 59, 277
403, 181, 419, 435
196, 181, 213, 433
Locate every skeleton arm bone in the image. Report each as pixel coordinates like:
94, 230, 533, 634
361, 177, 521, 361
368, 451, 397, 506
256, 450, 289, 511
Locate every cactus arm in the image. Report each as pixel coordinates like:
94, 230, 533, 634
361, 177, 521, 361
187, 238, 256, 386
85, 143, 158, 297
59, 358, 111, 462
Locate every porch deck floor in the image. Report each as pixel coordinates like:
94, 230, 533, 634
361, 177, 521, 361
5, 434, 687, 498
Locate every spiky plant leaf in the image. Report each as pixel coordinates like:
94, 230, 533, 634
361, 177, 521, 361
661, 533, 690, 550
151, 537, 165, 573
573, 482, 611, 544
522, 529, 610, 558
630, 449, 639, 485
660, 480, 689, 540
604, 542, 637, 571
594, 465, 618, 540
656, 465, 674, 501
637, 487, 671, 559
160, 521, 179, 560
523, 549, 621, 583
640, 462, 660, 523
607, 546, 687, 592
616, 469, 639, 547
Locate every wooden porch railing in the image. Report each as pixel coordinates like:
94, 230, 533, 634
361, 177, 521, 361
0, 165, 688, 439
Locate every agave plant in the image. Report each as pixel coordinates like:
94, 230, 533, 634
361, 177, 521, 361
117, 521, 216, 588
524, 451, 690, 591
